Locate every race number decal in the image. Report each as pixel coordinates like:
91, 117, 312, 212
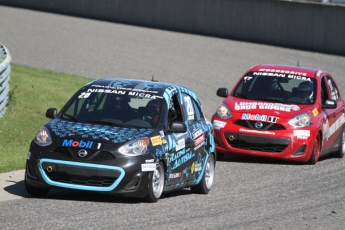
184, 96, 195, 120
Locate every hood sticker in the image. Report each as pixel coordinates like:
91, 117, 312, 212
47, 119, 154, 144
234, 102, 300, 112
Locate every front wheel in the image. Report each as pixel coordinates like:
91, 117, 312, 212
191, 154, 215, 194
332, 125, 345, 158
144, 162, 165, 203
307, 137, 320, 165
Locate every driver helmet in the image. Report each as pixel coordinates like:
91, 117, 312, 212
297, 81, 313, 101
146, 99, 161, 124
270, 78, 280, 91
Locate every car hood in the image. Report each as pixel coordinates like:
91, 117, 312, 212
224, 97, 313, 118
45, 119, 155, 144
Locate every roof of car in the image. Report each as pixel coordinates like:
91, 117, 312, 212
249, 64, 325, 78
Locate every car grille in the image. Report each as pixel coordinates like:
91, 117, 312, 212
229, 140, 287, 152
45, 171, 116, 187
234, 120, 285, 130
52, 146, 116, 161
224, 133, 290, 152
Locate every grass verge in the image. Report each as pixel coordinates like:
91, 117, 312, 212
0, 64, 91, 173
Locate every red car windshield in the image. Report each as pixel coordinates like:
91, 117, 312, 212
232, 72, 317, 105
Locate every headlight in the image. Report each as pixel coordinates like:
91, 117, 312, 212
34, 126, 52, 146
288, 112, 312, 127
215, 103, 232, 119
118, 138, 149, 156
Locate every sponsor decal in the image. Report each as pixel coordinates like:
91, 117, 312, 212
191, 162, 195, 174
253, 72, 311, 81
213, 120, 226, 129
169, 172, 182, 178
159, 130, 165, 137
267, 116, 278, 123
293, 130, 310, 140
193, 129, 203, 139
145, 159, 155, 163
78, 88, 160, 99
194, 163, 202, 172
193, 129, 205, 146
141, 163, 156, 172
323, 113, 345, 141
256, 69, 308, 76
312, 108, 318, 117
150, 135, 162, 146
62, 139, 93, 148
241, 114, 278, 123
170, 148, 195, 169
234, 102, 300, 112
239, 128, 275, 135
176, 138, 185, 151
194, 141, 204, 151
242, 114, 267, 121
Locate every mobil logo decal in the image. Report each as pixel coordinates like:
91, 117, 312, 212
242, 113, 267, 121
62, 139, 93, 148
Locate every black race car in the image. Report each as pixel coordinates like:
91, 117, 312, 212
25, 78, 216, 202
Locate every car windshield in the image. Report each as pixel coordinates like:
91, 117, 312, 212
59, 87, 164, 129
232, 72, 317, 105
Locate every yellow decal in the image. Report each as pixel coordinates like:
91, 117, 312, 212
150, 135, 162, 146
191, 162, 195, 174
312, 108, 318, 116
162, 139, 167, 144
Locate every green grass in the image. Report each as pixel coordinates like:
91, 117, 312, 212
0, 64, 91, 173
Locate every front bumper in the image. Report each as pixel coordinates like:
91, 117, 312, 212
214, 128, 315, 162
26, 145, 154, 197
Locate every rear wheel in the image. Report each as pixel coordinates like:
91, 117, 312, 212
144, 162, 165, 203
332, 125, 345, 158
191, 154, 215, 194
25, 177, 49, 197
307, 137, 320, 165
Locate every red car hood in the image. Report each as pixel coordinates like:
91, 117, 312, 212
225, 97, 313, 118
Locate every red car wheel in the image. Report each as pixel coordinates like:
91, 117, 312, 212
307, 137, 320, 165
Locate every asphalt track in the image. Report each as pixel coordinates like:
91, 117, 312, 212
1, 5, 345, 230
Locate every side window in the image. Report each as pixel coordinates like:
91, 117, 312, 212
168, 94, 183, 127
326, 76, 339, 100
321, 77, 330, 104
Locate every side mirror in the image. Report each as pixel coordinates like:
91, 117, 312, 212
168, 121, 187, 133
46, 108, 57, 119
322, 99, 337, 109
217, 88, 229, 98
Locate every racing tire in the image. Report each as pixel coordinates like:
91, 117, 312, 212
307, 137, 320, 165
25, 178, 50, 197
144, 162, 165, 203
332, 125, 345, 158
191, 154, 215, 194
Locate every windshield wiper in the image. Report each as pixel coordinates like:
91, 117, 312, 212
82, 120, 131, 128
255, 97, 284, 103
233, 93, 248, 99
61, 113, 79, 121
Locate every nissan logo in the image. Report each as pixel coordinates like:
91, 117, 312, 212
255, 122, 263, 129
78, 149, 88, 157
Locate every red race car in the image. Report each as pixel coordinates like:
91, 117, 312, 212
212, 64, 345, 164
